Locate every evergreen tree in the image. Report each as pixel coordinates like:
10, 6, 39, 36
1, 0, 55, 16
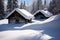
7, 0, 18, 12
36, 0, 40, 10
20, 1, 26, 9
44, 0, 46, 8
35, 0, 42, 11
23, 1, 26, 9
20, 2, 23, 9
7, 0, 13, 12
13, 0, 18, 9
31, 2, 35, 14
48, 0, 56, 15
48, 0, 60, 15
31, 0, 43, 14
0, 0, 4, 19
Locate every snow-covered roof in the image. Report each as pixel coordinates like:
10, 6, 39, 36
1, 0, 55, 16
34, 10, 53, 17
5, 8, 34, 20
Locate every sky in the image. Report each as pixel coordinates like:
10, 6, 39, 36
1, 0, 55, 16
18, 0, 33, 5
18, 0, 52, 5
5, 0, 52, 5
5, 0, 33, 5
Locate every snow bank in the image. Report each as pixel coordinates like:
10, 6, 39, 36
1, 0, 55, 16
43, 14, 57, 23
40, 34, 53, 40
0, 30, 52, 40
0, 19, 8, 25
52, 14, 60, 21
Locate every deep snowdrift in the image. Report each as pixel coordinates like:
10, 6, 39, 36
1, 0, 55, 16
0, 30, 52, 40
0, 19, 8, 25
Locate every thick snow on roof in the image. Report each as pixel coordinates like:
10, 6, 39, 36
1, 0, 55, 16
5, 8, 34, 20
34, 10, 53, 17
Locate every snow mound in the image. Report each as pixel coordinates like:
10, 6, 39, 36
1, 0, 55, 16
41, 34, 53, 40
52, 14, 60, 21
0, 19, 8, 25
0, 30, 52, 40
43, 14, 57, 23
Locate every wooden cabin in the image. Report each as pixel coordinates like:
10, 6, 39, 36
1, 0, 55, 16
34, 10, 53, 19
5, 8, 34, 24
34, 12, 46, 19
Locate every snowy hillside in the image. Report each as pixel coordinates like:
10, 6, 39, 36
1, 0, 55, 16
0, 14, 60, 40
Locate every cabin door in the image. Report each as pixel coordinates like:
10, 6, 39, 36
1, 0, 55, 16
15, 18, 19, 23
14, 13, 20, 23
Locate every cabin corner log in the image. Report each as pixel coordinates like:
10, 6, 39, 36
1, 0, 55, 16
8, 19, 10, 23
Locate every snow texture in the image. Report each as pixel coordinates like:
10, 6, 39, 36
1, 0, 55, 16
0, 30, 53, 40
0, 14, 60, 40
5, 8, 34, 20
34, 10, 53, 17
0, 19, 8, 25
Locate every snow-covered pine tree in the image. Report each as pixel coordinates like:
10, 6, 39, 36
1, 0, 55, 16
20, 1, 26, 9
23, 1, 26, 9
44, 0, 46, 8
13, 0, 18, 9
32, 0, 43, 13
7, 0, 18, 13
7, 0, 13, 12
0, 0, 4, 19
36, 0, 40, 10
20, 1, 23, 9
31, 1, 35, 14
48, 0, 60, 15
54, 0, 60, 14
48, 0, 56, 15
36, 0, 42, 11
33, 0, 42, 12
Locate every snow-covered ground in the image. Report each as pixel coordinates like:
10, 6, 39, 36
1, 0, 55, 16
0, 14, 60, 40
0, 30, 52, 40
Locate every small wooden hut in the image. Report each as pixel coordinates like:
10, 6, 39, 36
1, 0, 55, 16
34, 10, 53, 19
5, 8, 34, 23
